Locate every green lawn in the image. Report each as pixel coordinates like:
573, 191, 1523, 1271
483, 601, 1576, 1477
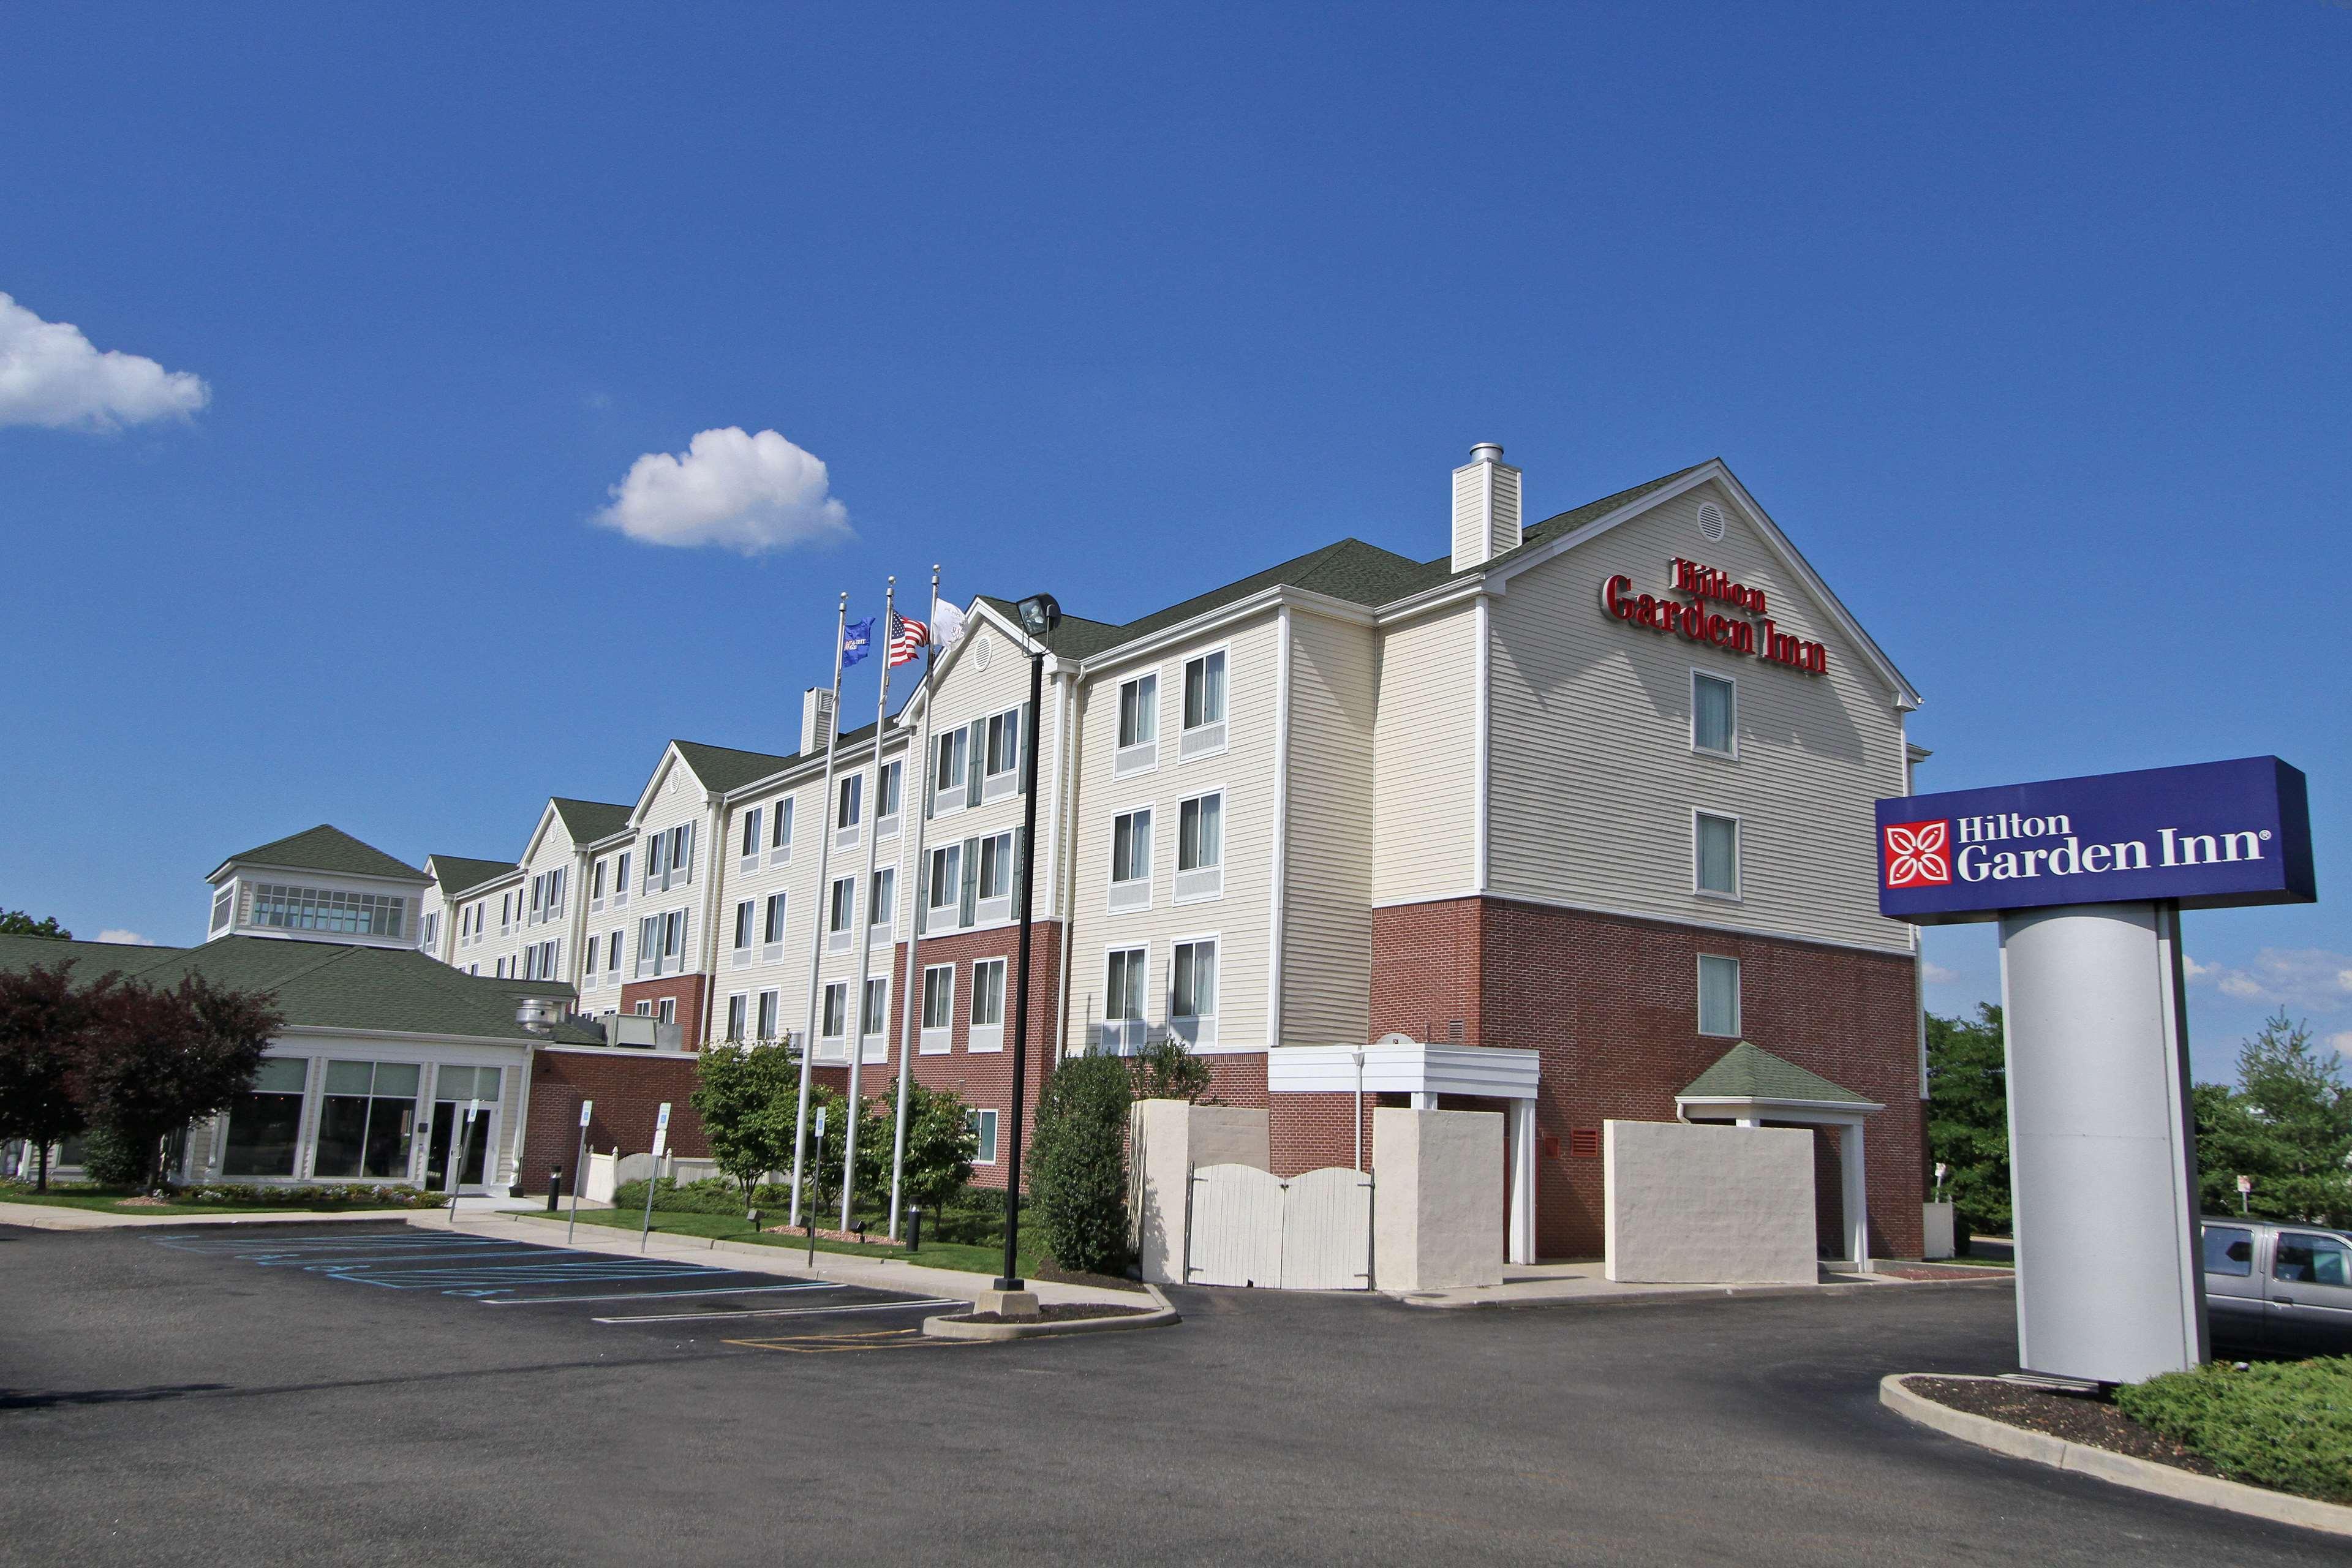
523, 1205, 1042, 1279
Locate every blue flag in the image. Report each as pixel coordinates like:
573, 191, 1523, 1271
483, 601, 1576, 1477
842, 617, 874, 667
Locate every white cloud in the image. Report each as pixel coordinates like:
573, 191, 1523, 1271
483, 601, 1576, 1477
2329, 1031, 2352, 1059
1921, 962, 1961, 985
2184, 948, 2352, 1013
0, 292, 210, 431
95, 929, 155, 946
595, 427, 850, 555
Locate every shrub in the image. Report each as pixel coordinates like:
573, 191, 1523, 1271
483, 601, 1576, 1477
894, 1084, 978, 1216
1030, 1052, 1132, 1276
1130, 1038, 1211, 1104
2116, 1356, 2352, 1504
690, 1041, 801, 1205
81, 1125, 149, 1186
611, 1176, 750, 1216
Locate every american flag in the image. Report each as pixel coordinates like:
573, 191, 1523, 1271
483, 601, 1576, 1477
888, 609, 930, 666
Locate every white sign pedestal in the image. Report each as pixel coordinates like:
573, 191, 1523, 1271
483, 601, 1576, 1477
1999, 900, 2208, 1382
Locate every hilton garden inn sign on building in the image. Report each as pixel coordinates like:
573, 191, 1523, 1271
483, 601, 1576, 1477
29, 449, 1932, 1261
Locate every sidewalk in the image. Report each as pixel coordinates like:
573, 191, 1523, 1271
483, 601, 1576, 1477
472, 1210, 1144, 1308
0, 1200, 434, 1231
1392, 1259, 2014, 1310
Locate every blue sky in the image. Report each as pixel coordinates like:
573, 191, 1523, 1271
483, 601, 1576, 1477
3, 4, 2345, 1082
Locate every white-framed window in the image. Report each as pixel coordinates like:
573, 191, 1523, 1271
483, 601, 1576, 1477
834, 773, 863, 851
1115, 673, 1158, 776
757, 989, 780, 1041
741, 806, 764, 870
920, 963, 956, 1055
611, 851, 630, 908
876, 760, 903, 838
657, 997, 677, 1027
418, 910, 439, 953
1180, 647, 1227, 760
1698, 954, 1741, 1037
982, 706, 1022, 802
633, 1000, 654, 1017
1103, 945, 1148, 1049
1692, 671, 1737, 759
212, 888, 235, 935
869, 867, 896, 942
605, 929, 622, 974
861, 977, 888, 1061
1174, 790, 1223, 902
636, 910, 686, 978
580, 932, 598, 982
968, 957, 1006, 1052
769, 795, 794, 864
762, 892, 787, 962
725, 993, 748, 1041
827, 876, 856, 954
976, 831, 1014, 924
1694, 810, 1741, 899
590, 858, 607, 911
1170, 937, 1218, 1047
1109, 808, 1153, 913
970, 1107, 999, 1165
926, 842, 963, 933
932, 727, 969, 816
820, 982, 850, 1057
732, 899, 755, 962
495, 956, 509, 979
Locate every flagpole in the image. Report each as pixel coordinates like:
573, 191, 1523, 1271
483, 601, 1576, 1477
838, 578, 900, 1231
786, 592, 849, 1229
886, 567, 944, 1240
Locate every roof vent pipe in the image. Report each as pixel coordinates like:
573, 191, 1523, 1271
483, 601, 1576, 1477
1451, 443, 1523, 572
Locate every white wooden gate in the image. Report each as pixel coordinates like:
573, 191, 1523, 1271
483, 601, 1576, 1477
1186, 1163, 1373, 1290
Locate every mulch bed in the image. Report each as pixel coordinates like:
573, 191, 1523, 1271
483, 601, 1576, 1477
1874, 1262, 2013, 1281
1906, 1378, 2220, 1476
1032, 1258, 1148, 1294
944, 1303, 1161, 1325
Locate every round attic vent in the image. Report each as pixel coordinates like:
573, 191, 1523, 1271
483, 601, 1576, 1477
1697, 500, 1726, 543
974, 635, 993, 671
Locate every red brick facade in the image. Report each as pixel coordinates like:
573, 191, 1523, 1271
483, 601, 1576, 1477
518, 1047, 709, 1195
1371, 895, 1924, 1261
619, 973, 710, 1043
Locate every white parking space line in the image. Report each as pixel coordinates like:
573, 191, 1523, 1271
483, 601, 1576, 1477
483, 1283, 842, 1306
590, 1297, 963, 1325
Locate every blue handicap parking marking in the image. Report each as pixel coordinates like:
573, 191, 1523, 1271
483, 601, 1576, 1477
153, 1229, 771, 1300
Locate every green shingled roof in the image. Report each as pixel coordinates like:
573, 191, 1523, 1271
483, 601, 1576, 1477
550, 797, 633, 845
426, 854, 514, 897
1678, 1041, 1876, 1107
672, 739, 799, 794
0, 933, 597, 1045
213, 824, 425, 883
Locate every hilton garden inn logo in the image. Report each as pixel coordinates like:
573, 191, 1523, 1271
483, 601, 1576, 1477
1882, 812, 2272, 889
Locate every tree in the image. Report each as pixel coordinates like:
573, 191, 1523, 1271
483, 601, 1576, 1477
796, 1087, 887, 1222
1926, 1003, 2010, 1237
2194, 1011, 2352, 1228
894, 1082, 978, 1218
78, 973, 281, 1189
1031, 1051, 1133, 1276
0, 911, 72, 940
690, 1040, 801, 1208
1130, 1037, 1211, 1103
0, 961, 107, 1190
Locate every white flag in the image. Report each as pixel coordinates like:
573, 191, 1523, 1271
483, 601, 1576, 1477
931, 596, 968, 649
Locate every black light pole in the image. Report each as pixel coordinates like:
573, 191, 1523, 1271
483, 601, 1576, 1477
996, 592, 1060, 1292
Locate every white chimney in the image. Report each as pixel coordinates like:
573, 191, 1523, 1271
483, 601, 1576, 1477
1450, 442, 1523, 572
800, 687, 835, 754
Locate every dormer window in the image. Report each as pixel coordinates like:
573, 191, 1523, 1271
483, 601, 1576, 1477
246, 883, 405, 939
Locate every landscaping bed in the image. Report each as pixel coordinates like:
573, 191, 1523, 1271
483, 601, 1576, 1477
1905, 1378, 2219, 1476
2115, 1357, 2352, 1506
940, 1303, 1159, 1326
1, 1181, 445, 1215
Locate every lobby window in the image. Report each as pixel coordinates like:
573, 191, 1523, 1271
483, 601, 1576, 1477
1698, 954, 1741, 1038
1181, 649, 1227, 759
970, 1108, 999, 1165
1694, 812, 1740, 898
314, 1060, 421, 1180
221, 1057, 307, 1177
1693, 672, 1736, 758
248, 883, 405, 939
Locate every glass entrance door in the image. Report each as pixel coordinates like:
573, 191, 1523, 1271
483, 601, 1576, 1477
424, 1065, 500, 1191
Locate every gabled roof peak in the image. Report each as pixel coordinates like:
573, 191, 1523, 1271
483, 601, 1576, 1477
211, 824, 424, 884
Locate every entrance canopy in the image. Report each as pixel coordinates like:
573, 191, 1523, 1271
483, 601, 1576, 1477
1675, 1042, 1882, 1272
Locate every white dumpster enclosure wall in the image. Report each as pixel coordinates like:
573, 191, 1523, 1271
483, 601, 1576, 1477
1604, 1121, 1815, 1285
1131, 1099, 1270, 1285
1373, 1108, 1502, 1292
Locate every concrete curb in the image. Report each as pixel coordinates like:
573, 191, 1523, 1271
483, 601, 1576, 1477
0, 1203, 437, 1231
1880, 1374, 2352, 1539
922, 1305, 1180, 1341
1400, 1273, 2014, 1311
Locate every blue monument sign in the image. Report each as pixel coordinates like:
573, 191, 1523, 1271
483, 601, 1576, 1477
1875, 754, 2316, 1385
1877, 756, 2314, 924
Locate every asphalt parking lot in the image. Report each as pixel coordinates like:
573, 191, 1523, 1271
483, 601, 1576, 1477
1, 1221, 2337, 1567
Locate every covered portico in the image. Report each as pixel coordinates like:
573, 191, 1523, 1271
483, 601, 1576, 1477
1267, 1035, 1543, 1265
1674, 1041, 1883, 1273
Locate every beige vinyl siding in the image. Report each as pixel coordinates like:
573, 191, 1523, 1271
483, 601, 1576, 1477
1485, 480, 1911, 952
1370, 600, 1479, 905
1279, 609, 1376, 1049
1061, 614, 1280, 1053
